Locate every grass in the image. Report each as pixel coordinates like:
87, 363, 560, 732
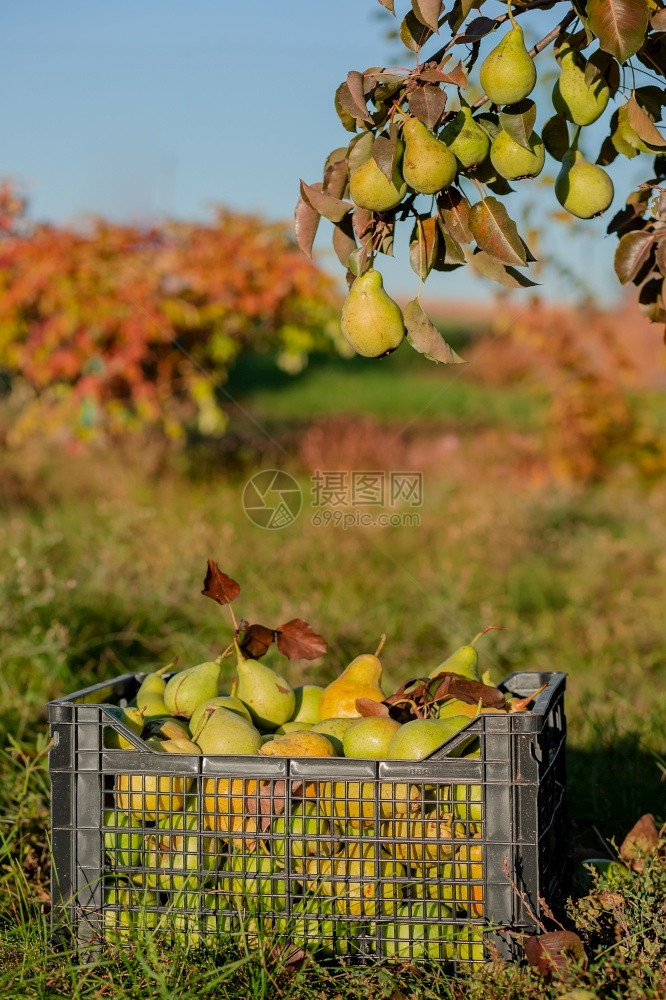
0, 355, 664, 998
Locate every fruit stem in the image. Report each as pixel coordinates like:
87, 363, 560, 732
227, 602, 239, 631
571, 125, 581, 153
374, 633, 387, 657
506, 0, 517, 29
470, 625, 505, 646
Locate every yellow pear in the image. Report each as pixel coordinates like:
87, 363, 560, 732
202, 775, 259, 848
349, 141, 407, 211
340, 269, 405, 359
342, 716, 401, 758
553, 48, 610, 126
258, 730, 337, 757
480, 22, 536, 106
115, 737, 199, 819
441, 107, 490, 168
305, 841, 405, 917
555, 149, 614, 218
402, 117, 457, 194
490, 129, 545, 179
319, 642, 385, 719
321, 779, 421, 829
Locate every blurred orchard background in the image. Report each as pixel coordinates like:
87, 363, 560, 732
0, 2, 665, 965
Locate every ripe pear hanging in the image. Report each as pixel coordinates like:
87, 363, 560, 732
490, 129, 545, 179
479, 21, 536, 106
349, 140, 407, 212
553, 47, 610, 127
341, 269, 405, 359
440, 107, 490, 169
555, 149, 614, 218
402, 118, 457, 194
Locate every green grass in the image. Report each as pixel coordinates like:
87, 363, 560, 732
0, 384, 664, 996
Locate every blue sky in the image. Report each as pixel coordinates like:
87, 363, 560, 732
1, 1, 649, 302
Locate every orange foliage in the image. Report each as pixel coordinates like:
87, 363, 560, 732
0, 182, 340, 442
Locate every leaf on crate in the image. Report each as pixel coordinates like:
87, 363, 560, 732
620, 813, 659, 870
430, 673, 507, 708
238, 622, 275, 659
508, 683, 548, 712
356, 697, 390, 717
524, 930, 587, 979
201, 560, 241, 605
276, 619, 327, 660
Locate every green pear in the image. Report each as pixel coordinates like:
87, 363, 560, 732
342, 716, 402, 759
220, 852, 287, 906
274, 720, 314, 734
135, 662, 172, 717
453, 780, 483, 822
402, 117, 457, 194
145, 800, 218, 892
429, 638, 480, 681
143, 716, 191, 742
349, 141, 407, 211
103, 809, 143, 867
311, 717, 356, 755
382, 901, 453, 960
189, 695, 251, 735
553, 48, 610, 126
103, 705, 144, 749
340, 269, 405, 359
386, 716, 469, 760
480, 22, 536, 106
164, 660, 221, 719
555, 149, 614, 218
104, 884, 159, 943
490, 129, 545, 179
193, 705, 263, 755
145, 735, 201, 754
441, 107, 490, 168
232, 649, 295, 731
270, 800, 333, 860
289, 684, 324, 725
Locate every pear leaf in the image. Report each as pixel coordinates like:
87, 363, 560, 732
201, 560, 241, 605
542, 115, 570, 163
372, 133, 399, 181
626, 94, 666, 148
655, 239, 666, 278
438, 188, 473, 244
348, 131, 375, 173
377, 0, 395, 12
409, 216, 439, 280
620, 813, 659, 870
404, 299, 466, 364
525, 931, 587, 980
456, 15, 496, 42
334, 83, 358, 133
614, 230, 655, 283
346, 71, 374, 124
448, 0, 477, 33
469, 197, 528, 267
276, 619, 327, 660
434, 227, 466, 267
597, 135, 619, 166
469, 250, 539, 288
299, 181, 352, 224
323, 156, 349, 201
499, 100, 537, 152
587, 0, 649, 64
408, 85, 447, 130
651, 8, 666, 29
430, 674, 506, 707
400, 10, 434, 51
356, 697, 391, 717
238, 622, 276, 660
411, 0, 442, 33
294, 195, 320, 259
332, 215, 358, 267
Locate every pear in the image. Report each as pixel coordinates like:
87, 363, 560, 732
233, 649, 295, 731
454, 924, 485, 969
189, 695, 251, 736
384, 811, 454, 868
454, 841, 484, 915
387, 715, 469, 760
319, 643, 386, 719
342, 716, 401, 759
402, 117, 457, 194
340, 269, 405, 359
145, 800, 218, 892
202, 775, 259, 844
258, 730, 337, 757
135, 663, 172, 718
103, 705, 144, 749
382, 901, 453, 960
143, 716, 191, 742
193, 706, 263, 755
453, 780, 483, 823
441, 107, 490, 168
305, 841, 405, 917
220, 852, 287, 910
104, 884, 159, 943
115, 737, 199, 819
429, 633, 485, 681
349, 141, 407, 212
274, 720, 314, 734
289, 684, 324, 725
555, 149, 614, 218
103, 809, 143, 868
480, 22, 536, 106
490, 129, 545, 179
164, 660, 221, 719
311, 717, 356, 755
553, 48, 610, 126
270, 800, 333, 860
321, 780, 421, 830
438, 698, 480, 719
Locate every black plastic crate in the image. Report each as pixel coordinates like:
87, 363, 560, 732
48, 669, 566, 966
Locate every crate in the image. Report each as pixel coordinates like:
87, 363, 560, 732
48, 669, 566, 967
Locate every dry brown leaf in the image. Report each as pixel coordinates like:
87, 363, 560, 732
276, 619, 327, 660
201, 559, 241, 606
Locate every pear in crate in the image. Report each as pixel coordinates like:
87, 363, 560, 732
103, 808, 143, 868
306, 841, 405, 918
144, 716, 191, 742
406, 861, 455, 904
193, 705, 263, 755
189, 695, 251, 735
311, 717, 355, 755
383, 810, 454, 869
382, 900, 453, 960
453, 781, 483, 823
274, 721, 313, 735
454, 924, 485, 968
103, 705, 144, 749
219, 852, 287, 909
387, 715, 469, 760
322, 779, 421, 830
146, 800, 218, 892
115, 737, 200, 820
454, 841, 484, 916
342, 716, 401, 759
202, 775, 259, 847
319, 643, 385, 720
274, 898, 339, 957
270, 800, 333, 861
104, 884, 159, 944
164, 660, 221, 719
258, 731, 336, 757
290, 684, 324, 725
135, 662, 172, 719
232, 646, 295, 731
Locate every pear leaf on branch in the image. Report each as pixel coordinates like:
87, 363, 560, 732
238, 622, 276, 659
404, 298, 466, 364
276, 619, 327, 660
201, 560, 241, 606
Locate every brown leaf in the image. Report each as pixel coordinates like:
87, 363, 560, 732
239, 623, 275, 660
201, 560, 241, 606
276, 619, 327, 660
346, 71, 373, 124
404, 298, 466, 365
524, 931, 587, 980
587, 0, 649, 64
620, 813, 659, 869
356, 697, 390, 717
400, 10, 434, 51
627, 93, 666, 147
411, 0, 442, 33
408, 84, 447, 131
438, 187, 473, 244
430, 673, 506, 708
469, 249, 539, 288
614, 229, 654, 284
372, 133, 400, 182
294, 195, 320, 258
469, 197, 528, 267
300, 180, 352, 224
332, 214, 357, 268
